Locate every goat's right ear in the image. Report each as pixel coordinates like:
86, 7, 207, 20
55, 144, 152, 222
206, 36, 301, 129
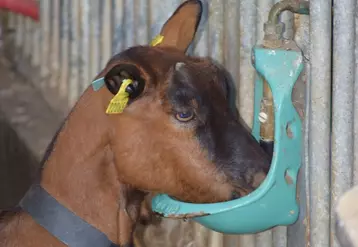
153, 0, 204, 53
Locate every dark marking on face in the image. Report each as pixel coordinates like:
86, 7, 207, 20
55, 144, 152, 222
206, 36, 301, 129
166, 60, 271, 195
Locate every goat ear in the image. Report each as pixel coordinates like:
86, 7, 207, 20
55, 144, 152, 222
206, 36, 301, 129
103, 64, 145, 99
153, 0, 204, 52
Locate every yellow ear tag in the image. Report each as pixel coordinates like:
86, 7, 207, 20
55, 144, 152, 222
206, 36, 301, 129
106, 79, 133, 114
150, 34, 164, 47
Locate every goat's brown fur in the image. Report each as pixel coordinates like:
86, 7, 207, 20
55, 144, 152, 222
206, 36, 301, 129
0, 1, 270, 246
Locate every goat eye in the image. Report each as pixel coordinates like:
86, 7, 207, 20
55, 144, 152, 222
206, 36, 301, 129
175, 111, 194, 122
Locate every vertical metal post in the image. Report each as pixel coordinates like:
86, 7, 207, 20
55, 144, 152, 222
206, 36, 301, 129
239, 1, 257, 247
23, 17, 32, 58
223, 0, 240, 87
112, 0, 124, 55
255, 0, 275, 243
39, 0, 51, 82
68, 0, 81, 107
49, 0, 60, 89
331, 0, 356, 246
238, 0, 257, 131
100, 1, 112, 68
134, 0, 150, 45
89, 0, 101, 80
208, 0, 224, 63
309, 0, 332, 246
288, 12, 310, 247
355, 0, 358, 186
79, 0, 90, 90
123, 0, 135, 48
59, 0, 70, 101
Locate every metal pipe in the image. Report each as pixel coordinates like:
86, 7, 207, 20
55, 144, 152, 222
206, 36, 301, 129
355, 5, 358, 186
288, 12, 310, 247
123, 0, 134, 49
238, 1, 257, 246
331, 0, 356, 246
49, 0, 60, 89
267, 0, 309, 25
79, 0, 90, 93
134, 0, 149, 45
238, 0, 257, 130
68, 0, 80, 108
208, 0, 224, 63
39, 0, 50, 80
309, 0, 332, 246
223, 0, 239, 89
59, 0, 70, 102
100, 1, 112, 69
111, 0, 124, 54
255, 9, 276, 247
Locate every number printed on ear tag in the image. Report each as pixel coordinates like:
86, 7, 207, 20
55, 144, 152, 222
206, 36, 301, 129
106, 79, 133, 114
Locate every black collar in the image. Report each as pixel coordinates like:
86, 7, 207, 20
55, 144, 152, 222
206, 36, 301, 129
19, 183, 120, 247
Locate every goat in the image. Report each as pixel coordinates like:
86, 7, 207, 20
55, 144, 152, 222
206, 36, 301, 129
0, 1, 270, 246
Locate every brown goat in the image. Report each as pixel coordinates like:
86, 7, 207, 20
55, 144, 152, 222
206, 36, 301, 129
0, 1, 270, 246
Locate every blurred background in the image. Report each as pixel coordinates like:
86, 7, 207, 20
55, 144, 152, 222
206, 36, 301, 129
0, 0, 355, 247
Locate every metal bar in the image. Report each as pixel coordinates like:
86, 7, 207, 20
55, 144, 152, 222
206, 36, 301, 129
355, 0, 358, 186
39, 0, 51, 80
273, 227, 287, 247
68, 0, 80, 107
100, 1, 112, 68
123, 0, 134, 48
49, 0, 60, 89
208, 230, 223, 247
254, 0, 275, 242
331, 0, 356, 246
112, 0, 124, 54
287, 12, 310, 247
309, 0, 332, 246
31, 17, 41, 67
193, 12, 209, 57
149, 0, 181, 41
134, 0, 150, 45
238, 0, 257, 129
193, 222, 210, 247
89, 0, 101, 80
208, 0, 224, 63
59, 0, 70, 101
223, 0, 240, 82
79, 0, 91, 90
257, 0, 274, 44
238, 3, 257, 247
23, 17, 32, 58
15, 15, 24, 50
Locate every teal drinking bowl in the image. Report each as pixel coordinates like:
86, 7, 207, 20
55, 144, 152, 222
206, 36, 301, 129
151, 46, 304, 234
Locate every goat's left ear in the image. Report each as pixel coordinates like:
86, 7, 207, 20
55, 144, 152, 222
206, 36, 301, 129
154, 0, 204, 52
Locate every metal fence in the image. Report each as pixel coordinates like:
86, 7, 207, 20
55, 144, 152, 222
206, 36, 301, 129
0, 0, 357, 246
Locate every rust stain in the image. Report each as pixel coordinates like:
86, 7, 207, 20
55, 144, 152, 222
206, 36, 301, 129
166, 211, 210, 219
285, 171, 293, 185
